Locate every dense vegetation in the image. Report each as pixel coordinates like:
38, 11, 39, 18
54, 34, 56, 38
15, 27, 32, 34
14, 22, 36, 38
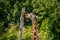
0, 0, 60, 40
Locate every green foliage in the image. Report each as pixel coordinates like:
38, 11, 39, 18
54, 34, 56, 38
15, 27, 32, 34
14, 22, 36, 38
39, 18, 54, 40
0, 21, 4, 32
0, 24, 32, 40
0, 0, 60, 40
0, 24, 18, 40
22, 26, 31, 40
6, 24, 18, 40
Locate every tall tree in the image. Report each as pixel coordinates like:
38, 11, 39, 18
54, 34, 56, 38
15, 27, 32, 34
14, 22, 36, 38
18, 7, 25, 40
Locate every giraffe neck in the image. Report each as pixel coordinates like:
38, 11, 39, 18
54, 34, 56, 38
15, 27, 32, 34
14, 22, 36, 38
32, 17, 39, 40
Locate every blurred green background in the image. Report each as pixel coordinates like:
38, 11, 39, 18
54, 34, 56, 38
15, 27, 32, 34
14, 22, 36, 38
0, 0, 60, 40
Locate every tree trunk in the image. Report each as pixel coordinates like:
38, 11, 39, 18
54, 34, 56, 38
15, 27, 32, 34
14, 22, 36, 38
18, 7, 25, 40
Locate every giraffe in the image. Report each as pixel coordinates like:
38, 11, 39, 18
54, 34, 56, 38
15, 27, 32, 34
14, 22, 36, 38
26, 13, 39, 40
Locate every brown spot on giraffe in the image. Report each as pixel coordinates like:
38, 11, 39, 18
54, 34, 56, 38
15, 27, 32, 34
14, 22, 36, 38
32, 16, 39, 40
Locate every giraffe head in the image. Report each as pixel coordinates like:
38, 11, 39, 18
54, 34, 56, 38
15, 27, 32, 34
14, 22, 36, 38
26, 13, 36, 20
